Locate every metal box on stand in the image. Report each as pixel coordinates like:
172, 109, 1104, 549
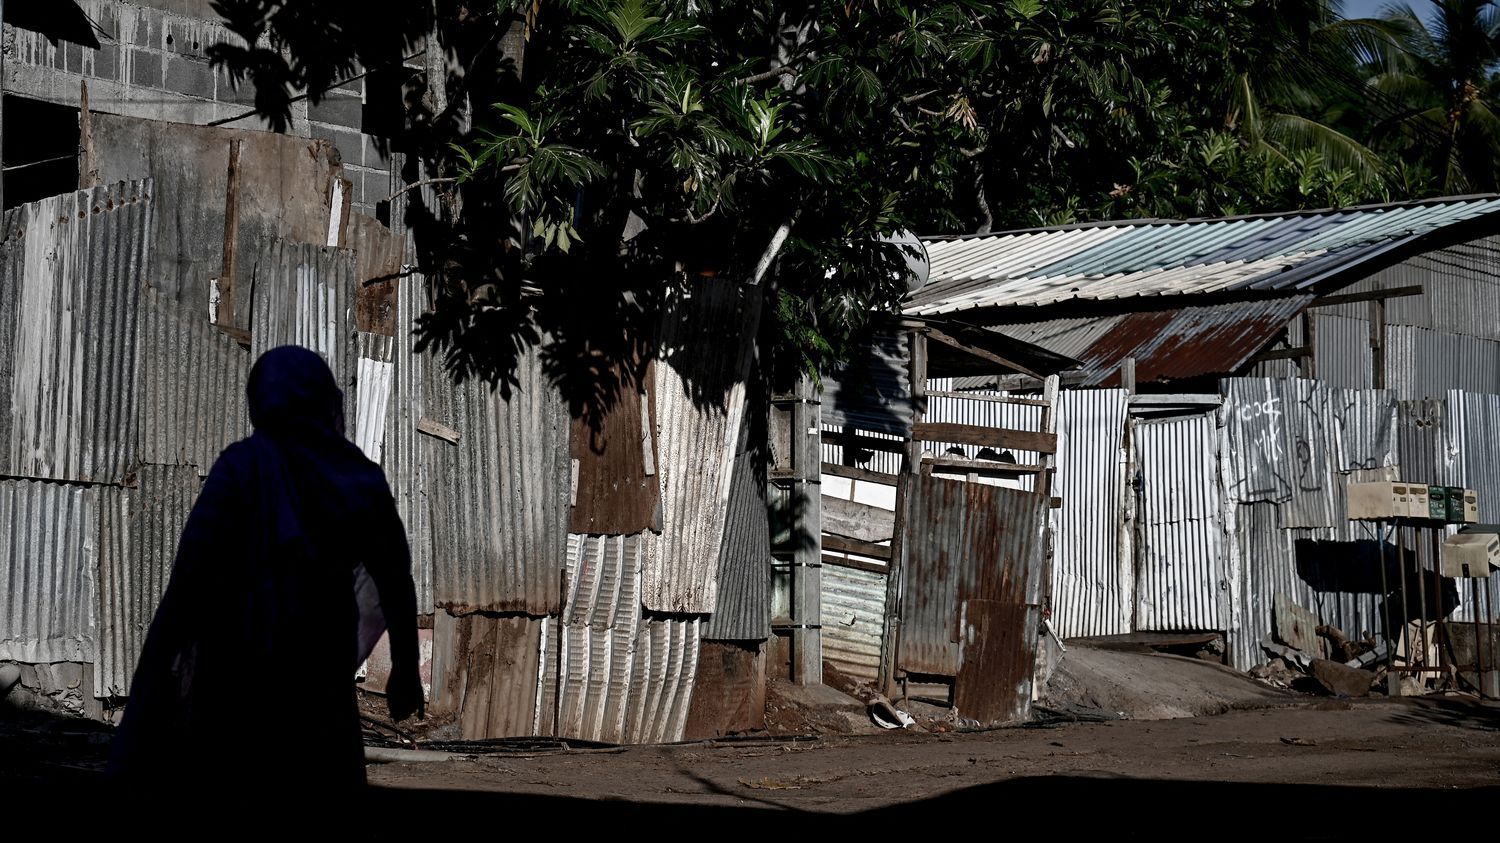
1408, 485, 1431, 519
1442, 532, 1500, 578
1348, 482, 1411, 520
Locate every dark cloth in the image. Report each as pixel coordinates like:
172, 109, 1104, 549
106, 346, 418, 798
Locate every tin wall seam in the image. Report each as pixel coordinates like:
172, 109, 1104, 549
95, 464, 198, 696
1446, 391, 1500, 622
1135, 413, 1225, 631
0, 181, 152, 485
0, 480, 98, 664
1050, 388, 1130, 638
641, 278, 762, 614
426, 341, 570, 615
1386, 324, 1500, 401
383, 272, 432, 610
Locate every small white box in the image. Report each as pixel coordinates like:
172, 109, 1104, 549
1407, 484, 1431, 519
1442, 532, 1500, 578
1348, 482, 1409, 520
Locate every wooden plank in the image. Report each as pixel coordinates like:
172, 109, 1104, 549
822, 495, 895, 543
921, 455, 1046, 475
911, 422, 1057, 455
1249, 345, 1311, 363
926, 390, 1051, 407
216, 138, 243, 329
1302, 311, 1317, 379
822, 553, 888, 575
78, 80, 100, 188
822, 534, 893, 561
417, 418, 461, 445
1309, 284, 1422, 308
906, 331, 927, 475
821, 462, 898, 486
1129, 394, 1224, 407
924, 326, 1041, 379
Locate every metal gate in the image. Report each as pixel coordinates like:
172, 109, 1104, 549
1133, 413, 1227, 631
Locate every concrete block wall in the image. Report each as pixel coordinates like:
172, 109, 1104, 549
3, 0, 395, 217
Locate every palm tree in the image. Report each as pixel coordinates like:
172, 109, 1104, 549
1230, 0, 1406, 184
1372, 0, 1500, 191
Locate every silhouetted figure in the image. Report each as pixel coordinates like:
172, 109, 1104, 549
107, 346, 421, 799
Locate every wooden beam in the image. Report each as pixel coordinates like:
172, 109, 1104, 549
216, 139, 243, 329
1120, 357, 1136, 395
822, 535, 893, 561
925, 390, 1051, 407
1248, 345, 1311, 363
911, 421, 1058, 455
821, 462, 898, 486
78, 81, 100, 189
822, 496, 896, 543
1129, 394, 1223, 407
1309, 284, 1422, 309
822, 554, 888, 576
1370, 298, 1386, 389
923, 326, 1042, 379
1302, 311, 1317, 379
921, 455, 1046, 475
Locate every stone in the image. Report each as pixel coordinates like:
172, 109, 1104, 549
1310, 658, 1372, 698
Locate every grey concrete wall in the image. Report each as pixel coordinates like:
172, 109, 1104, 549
3, 0, 394, 217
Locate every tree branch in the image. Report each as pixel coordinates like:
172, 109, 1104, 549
902, 89, 941, 104
751, 213, 798, 287
384, 176, 458, 203
734, 65, 797, 86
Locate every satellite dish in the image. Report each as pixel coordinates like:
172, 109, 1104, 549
880, 229, 931, 294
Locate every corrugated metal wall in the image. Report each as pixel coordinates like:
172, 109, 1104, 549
0, 181, 153, 485
0, 480, 99, 664
641, 278, 761, 614
1050, 388, 1130, 638
249, 238, 358, 423
137, 288, 252, 474
1444, 391, 1500, 623
821, 562, 887, 682
382, 272, 433, 611
355, 332, 394, 463
95, 465, 198, 696
1134, 413, 1226, 631
820, 331, 912, 436
425, 342, 571, 616
704, 444, 772, 641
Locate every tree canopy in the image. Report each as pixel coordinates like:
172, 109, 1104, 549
207, 0, 1500, 383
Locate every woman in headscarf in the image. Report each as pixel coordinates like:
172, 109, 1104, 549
106, 345, 422, 798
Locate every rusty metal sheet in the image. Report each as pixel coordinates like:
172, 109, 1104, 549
91, 114, 344, 326
704, 444, 773, 641
137, 287, 252, 475
684, 640, 766, 738
0, 181, 153, 485
95, 464, 199, 696
0, 480, 99, 664
641, 278, 762, 613
429, 610, 544, 739
954, 599, 1037, 725
568, 359, 660, 535
897, 474, 1047, 676
425, 341, 570, 615
344, 213, 405, 336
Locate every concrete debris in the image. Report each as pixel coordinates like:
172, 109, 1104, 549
1274, 594, 1326, 659
1309, 659, 1373, 698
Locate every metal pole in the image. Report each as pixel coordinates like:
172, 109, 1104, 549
1396, 525, 1409, 694
1476, 579, 1487, 697
1379, 522, 1394, 686
1417, 526, 1429, 684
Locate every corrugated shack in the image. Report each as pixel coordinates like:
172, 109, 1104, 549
857, 197, 1500, 684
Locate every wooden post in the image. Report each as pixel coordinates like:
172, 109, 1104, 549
1, 0, 6, 217
905, 331, 928, 475
881, 329, 926, 695
78, 81, 99, 188
1301, 311, 1317, 380
1038, 373, 1060, 638
791, 372, 822, 685
1369, 299, 1386, 389
1121, 356, 1137, 395
217, 140, 243, 329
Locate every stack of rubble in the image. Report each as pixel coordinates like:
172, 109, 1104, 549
1250, 594, 1384, 697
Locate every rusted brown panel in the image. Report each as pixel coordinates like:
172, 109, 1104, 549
684, 640, 766, 739
569, 358, 661, 534
346, 213, 405, 336
429, 610, 543, 738
897, 474, 1047, 677
1077, 297, 1313, 387
954, 599, 1036, 725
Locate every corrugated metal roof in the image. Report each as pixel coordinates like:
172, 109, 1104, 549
426, 341, 571, 616
1050, 389, 1131, 638
820, 331, 912, 436
704, 445, 772, 641
1134, 413, 1226, 631
0, 480, 98, 664
95, 465, 198, 696
910, 197, 1500, 315
0, 181, 153, 485
641, 277, 761, 614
